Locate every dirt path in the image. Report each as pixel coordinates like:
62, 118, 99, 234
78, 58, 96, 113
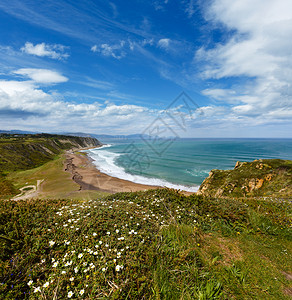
12, 179, 44, 201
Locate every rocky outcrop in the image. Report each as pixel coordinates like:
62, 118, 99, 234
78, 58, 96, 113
197, 159, 292, 198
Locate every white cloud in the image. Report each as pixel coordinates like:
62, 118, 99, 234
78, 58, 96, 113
0, 75, 206, 136
91, 41, 126, 59
21, 42, 69, 60
202, 88, 237, 102
198, 0, 292, 121
0, 77, 157, 133
157, 38, 171, 49
13, 68, 68, 84
185, 0, 195, 18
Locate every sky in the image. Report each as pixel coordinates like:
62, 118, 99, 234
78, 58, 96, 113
0, 0, 291, 137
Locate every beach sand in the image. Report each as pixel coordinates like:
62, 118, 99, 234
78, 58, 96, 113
65, 149, 193, 195
65, 150, 160, 194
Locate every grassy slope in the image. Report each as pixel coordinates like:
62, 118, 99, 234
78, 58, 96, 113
6, 155, 108, 201
198, 159, 292, 198
0, 189, 291, 299
0, 134, 102, 199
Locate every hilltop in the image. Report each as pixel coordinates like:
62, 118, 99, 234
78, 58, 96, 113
198, 159, 292, 199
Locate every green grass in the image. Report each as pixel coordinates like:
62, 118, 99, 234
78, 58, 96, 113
6, 155, 108, 201
0, 134, 101, 199
0, 189, 291, 299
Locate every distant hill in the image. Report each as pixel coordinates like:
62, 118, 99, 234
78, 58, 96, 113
61, 132, 152, 140
0, 129, 39, 134
198, 159, 292, 198
0, 130, 153, 140
0, 133, 102, 173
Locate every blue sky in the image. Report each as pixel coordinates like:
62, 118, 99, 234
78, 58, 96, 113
0, 0, 291, 137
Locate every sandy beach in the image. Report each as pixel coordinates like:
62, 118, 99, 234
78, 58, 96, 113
65, 149, 160, 194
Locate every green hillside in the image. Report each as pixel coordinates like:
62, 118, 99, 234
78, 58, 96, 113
198, 159, 292, 199
0, 189, 291, 299
0, 134, 101, 198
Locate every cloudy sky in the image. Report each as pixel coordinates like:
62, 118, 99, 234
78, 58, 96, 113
0, 0, 291, 137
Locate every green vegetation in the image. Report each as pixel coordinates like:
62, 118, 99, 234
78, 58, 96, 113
0, 135, 291, 298
198, 159, 292, 198
0, 133, 101, 173
0, 134, 101, 198
1, 189, 291, 299
7, 155, 108, 201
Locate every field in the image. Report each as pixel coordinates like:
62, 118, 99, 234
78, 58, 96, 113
6, 155, 107, 201
1, 189, 291, 299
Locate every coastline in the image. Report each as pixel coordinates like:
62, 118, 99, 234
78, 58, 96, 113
65, 147, 193, 195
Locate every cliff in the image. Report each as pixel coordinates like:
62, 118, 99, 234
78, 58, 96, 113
198, 159, 292, 198
0, 134, 102, 172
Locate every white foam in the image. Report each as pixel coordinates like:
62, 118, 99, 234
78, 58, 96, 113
86, 146, 199, 192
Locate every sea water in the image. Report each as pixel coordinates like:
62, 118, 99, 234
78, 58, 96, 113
85, 138, 292, 192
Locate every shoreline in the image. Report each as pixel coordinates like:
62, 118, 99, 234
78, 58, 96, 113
65, 147, 194, 195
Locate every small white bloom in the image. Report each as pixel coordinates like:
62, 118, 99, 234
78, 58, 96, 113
115, 265, 123, 272
69, 277, 74, 282
74, 267, 78, 273
78, 253, 83, 258
49, 241, 55, 247
68, 291, 73, 298
93, 232, 97, 236
80, 289, 85, 295
27, 280, 33, 286
43, 282, 49, 288
34, 286, 41, 293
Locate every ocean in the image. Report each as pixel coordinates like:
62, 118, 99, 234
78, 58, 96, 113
85, 138, 292, 192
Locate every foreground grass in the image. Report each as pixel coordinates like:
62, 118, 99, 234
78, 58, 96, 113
0, 189, 291, 299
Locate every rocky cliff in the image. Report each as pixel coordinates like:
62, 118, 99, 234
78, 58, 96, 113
0, 134, 102, 172
198, 159, 292, 198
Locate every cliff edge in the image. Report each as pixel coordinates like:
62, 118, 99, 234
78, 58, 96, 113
0, 133, 102, 172
198, 159, 292, 198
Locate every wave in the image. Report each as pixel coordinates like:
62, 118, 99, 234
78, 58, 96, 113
86, 146, 199, 192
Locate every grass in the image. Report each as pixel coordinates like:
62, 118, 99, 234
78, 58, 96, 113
0, 134, 101, 199
6, 155, 108, 201
0, 189, 291, 299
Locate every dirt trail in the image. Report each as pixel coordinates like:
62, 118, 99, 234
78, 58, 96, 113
12, 179, 44, 201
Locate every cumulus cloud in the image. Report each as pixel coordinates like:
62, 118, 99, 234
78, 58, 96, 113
157, 38, 171, 49
0, 74, 204, 136
0, 75, 157, 133
21, 42, 69, 59
197, 0, 292, 120
13, 68, 68, 84
91, 41, 126, 59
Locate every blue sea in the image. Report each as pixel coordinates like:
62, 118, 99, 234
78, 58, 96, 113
85, 139, 292, 192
